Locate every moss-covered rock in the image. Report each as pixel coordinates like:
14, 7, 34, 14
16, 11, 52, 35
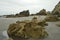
7, 17, 48, 40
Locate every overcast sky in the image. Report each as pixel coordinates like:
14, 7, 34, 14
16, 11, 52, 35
0, 0, 60, 15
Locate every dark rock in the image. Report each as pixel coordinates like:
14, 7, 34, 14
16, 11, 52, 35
18, 10, 30, 17
36, 9, 47, 15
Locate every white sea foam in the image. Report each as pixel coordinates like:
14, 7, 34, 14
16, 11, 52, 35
2, 31, 9, 38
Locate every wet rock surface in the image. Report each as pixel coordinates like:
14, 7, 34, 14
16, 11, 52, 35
7, 17, 48, 40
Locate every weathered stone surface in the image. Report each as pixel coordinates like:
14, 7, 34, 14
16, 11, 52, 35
45, 15, 59, 22
5, 38, 13, 40
52, 1, 60, 17
16, 10, 30, 17
7, 17, 48, 40
20, 10, 30, 16
36, 9, 47, 15
6, 10, 30, 18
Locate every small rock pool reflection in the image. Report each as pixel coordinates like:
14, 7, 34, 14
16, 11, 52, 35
0, 16, 60, 40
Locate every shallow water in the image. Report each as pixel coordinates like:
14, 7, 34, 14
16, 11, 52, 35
0, 16, 60, 40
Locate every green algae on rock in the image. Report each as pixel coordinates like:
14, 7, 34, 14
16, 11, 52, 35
7, 17, 48, 40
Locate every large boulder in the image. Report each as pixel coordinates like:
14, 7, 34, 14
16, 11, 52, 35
7, 17, 48, 40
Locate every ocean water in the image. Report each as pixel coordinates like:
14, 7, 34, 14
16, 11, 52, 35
0, 16, 60, 40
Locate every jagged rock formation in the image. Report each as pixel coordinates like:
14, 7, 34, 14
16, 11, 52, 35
52, 1, 60, 17
36, 9, 47, 15
7, 17, 48, 40
15, 10, 30, 17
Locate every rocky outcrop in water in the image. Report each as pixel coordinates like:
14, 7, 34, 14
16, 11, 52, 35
7, 17, 48, 40
36, 9, 47, 15
52, 1, 60, 17
15, 10, 30, 17
6, 10, 30, 18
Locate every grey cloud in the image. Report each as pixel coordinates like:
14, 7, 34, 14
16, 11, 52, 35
0, 0, 60, 15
